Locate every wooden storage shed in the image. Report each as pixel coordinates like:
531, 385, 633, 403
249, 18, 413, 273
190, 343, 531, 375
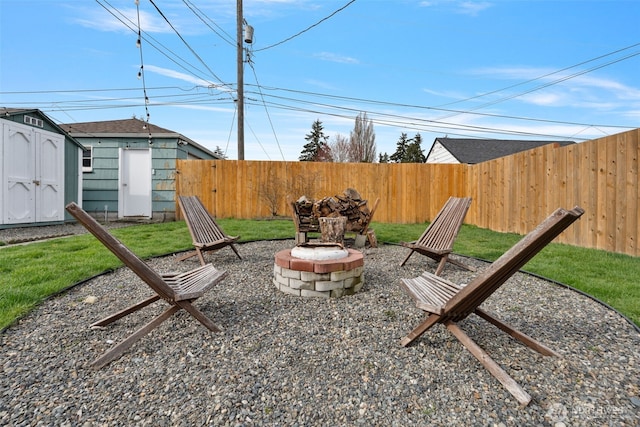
0, 108, 84, 228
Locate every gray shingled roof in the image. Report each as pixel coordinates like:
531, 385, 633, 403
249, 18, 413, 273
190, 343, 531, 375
58, 117, 221, 158
59, 118, 177, 136
433, 137, 575, 164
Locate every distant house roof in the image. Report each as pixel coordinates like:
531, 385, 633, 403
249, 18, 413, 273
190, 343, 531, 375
426, 137, 576, 164
59, 118, 220, 158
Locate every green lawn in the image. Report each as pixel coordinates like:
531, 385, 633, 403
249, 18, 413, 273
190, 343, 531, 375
1, 219, 638, 331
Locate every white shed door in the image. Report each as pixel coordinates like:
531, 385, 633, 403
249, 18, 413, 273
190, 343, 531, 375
36, 131, 64, 222
3, 123, 35, 223
119, 148, 152, 218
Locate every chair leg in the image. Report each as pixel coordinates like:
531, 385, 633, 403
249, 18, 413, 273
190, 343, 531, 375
445, 320, 532, 406
475, 308, 560, 357
176, 251, 198, 262
177, 300, 223, 333
91, 295, 161, 327
400, 313, 440, 347
399, 249, 414, 267
91, 305, 180, 369
230, 243, 242, 260
195, 248, 206, 266
434, 256, 448, 276
446, 257, 477, 272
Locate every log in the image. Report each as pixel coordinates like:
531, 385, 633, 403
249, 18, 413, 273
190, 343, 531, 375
292, 188, 378, 236
319, 216, 347, 244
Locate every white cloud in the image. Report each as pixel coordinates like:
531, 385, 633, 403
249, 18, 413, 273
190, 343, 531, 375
519, 92, 562, 106
144, 65, 233, 92
304, 79, 339, 91
422, 88, 468, 100
75, 7, 170, 34
418, 0, 493, 16
468, 65, 640, 109
313, 52, 359, 64
456, 1, 493, 16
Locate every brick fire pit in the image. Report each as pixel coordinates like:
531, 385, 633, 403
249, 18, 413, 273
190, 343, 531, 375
273, 245, 364, 298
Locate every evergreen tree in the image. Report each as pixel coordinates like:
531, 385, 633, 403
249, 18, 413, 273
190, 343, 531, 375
212, 145, 227, 159
390, 133, 410, 163
405, 133, 426, 163
378, 152, 390, 163
299, 119, 329, 161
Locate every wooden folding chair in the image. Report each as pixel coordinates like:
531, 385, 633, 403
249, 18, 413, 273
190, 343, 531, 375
177, 195, 241, 265
400, 196, 474, 275
65, 202, 228, 369
399, 206, 584, 405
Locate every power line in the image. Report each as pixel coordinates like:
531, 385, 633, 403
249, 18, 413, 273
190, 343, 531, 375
243, 96, 590, 141
181, 0, 235, 46
0, 82, 629, 130
148, 0, 228, 89
95, 0, 227, 89
254, 0, 357, 52
244, 84, 636, 130
434, 48, 640, 121
5, 78, 634, 136
247, 60, 285, 160
436, 42, 640, 110
6, 81, 632, 141
49, 1, 639, 147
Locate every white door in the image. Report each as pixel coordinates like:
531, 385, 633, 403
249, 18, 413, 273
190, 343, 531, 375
3, 123, 35, 224
119, 148, 152, 218
36, 131, 64, 222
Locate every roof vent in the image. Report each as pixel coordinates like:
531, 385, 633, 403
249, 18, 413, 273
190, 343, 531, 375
24, 115, 44, 128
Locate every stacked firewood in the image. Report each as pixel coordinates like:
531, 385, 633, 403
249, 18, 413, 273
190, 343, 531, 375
294, 188, 374, 233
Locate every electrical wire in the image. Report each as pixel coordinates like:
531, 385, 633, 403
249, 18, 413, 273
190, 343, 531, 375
243, 96, 587, 141
254, 0, 357, 52
39, 1, 640, 146
225, 104, 236, 159
7, 84, 626, 142
243, 85, 634, 130
181, 0, 235, 47
434, 49, 640, 121
55, 1, 638, 154
5, 78, 632, 142
95, 0, 229, 91
148, 0, 228, 90
436, 42, 640, 110
246, 120, 272, 160
6, 82, 633, 132
247, 60, 285, 160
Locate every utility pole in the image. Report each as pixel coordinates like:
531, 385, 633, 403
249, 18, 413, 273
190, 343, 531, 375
236, 0, 245, 160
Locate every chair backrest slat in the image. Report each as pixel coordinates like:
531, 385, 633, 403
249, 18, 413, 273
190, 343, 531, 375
444, 206, 584, 318
417, 197, 472, 251
179, 196, 226, 244
65, 202, 176, 300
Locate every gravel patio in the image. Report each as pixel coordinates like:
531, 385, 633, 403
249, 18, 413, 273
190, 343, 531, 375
1, 237, 639, 426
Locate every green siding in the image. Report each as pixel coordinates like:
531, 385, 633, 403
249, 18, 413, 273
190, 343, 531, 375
74, 133, 216, 220
63, 141, 82, 221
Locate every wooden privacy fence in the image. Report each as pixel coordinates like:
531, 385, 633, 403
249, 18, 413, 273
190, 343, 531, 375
176, 128, 639, 257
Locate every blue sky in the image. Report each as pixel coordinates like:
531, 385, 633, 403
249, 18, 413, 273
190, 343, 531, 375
1, 0, 639, 161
